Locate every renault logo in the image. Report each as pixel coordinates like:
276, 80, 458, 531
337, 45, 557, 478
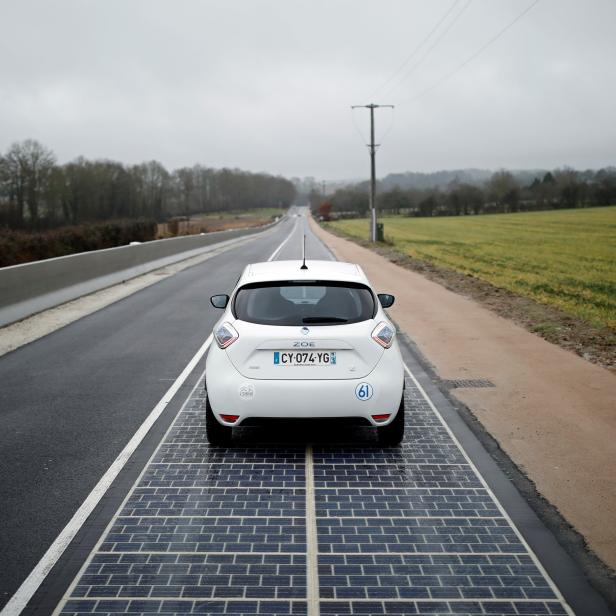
301, 327, 310, 335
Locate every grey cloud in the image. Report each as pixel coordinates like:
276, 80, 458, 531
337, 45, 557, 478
0, 0, 614, 179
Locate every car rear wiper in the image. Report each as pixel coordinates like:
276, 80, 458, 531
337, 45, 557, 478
302, 316, 348, 323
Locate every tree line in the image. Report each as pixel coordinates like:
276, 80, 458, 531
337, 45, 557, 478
316, 167, 616, 218
0, 139, 296, 229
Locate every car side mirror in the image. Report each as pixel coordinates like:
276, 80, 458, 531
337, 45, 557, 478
378, 293, 395, 308
210, 294, 230, 309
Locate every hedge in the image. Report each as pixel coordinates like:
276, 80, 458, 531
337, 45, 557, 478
0, 219, 158, 268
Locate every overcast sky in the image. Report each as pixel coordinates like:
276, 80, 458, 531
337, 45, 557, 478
1, 0, 614, 180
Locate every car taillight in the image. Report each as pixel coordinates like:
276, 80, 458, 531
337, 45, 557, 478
372, 414, 391, 422
372, 321, 395, 348
220, 414, 239, 423
214, 322, 239, 349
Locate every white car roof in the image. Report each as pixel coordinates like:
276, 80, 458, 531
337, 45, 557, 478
240, 260, 369, 285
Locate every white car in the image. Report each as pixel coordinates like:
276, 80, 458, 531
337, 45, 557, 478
205, 259, 405, 445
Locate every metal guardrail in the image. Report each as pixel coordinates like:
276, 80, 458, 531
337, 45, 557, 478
0, 220, 280, 328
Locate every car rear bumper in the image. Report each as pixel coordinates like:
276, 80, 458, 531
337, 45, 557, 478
205, 343, 404, 427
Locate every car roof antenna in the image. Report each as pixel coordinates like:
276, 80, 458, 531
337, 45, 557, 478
300, 235, 308, 270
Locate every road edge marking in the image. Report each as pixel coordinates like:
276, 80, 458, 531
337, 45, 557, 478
0, 334, 213, 616
403, 363, 575, 616
51, 367, 211, 615
268, 217, 297, 261
305, 445, 320, 616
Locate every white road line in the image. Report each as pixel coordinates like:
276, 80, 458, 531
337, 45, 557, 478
51, 365, 210, 616
0, 334, 213, 616
403, 363, 575, 616
305, 445, 320, 616
268, 216, 297, 261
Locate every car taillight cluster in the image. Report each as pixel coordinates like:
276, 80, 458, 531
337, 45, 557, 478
371, 321, 395, 348
372, 413, 391, 423
220, 414, 239, 423
214, 322, 239, 348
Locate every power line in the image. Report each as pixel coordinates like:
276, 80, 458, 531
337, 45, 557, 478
366, 0, 460, 101
379, 107, 396, 144
383, 0, 473, 99
398, 0, 541, 105
351, 106, 369, 144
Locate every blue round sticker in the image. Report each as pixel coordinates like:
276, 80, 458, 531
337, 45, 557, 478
355, 382, 373, 401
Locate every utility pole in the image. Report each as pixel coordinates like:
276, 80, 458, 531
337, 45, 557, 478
351, 103, 394, 242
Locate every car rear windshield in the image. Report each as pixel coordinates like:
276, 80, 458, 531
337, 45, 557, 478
233, 281, 375, 326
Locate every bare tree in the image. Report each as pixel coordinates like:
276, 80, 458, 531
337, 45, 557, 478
1, 140, 296, 229
138, 161, 170, 220
4, 139, 56, 225
174, 167, 195, 219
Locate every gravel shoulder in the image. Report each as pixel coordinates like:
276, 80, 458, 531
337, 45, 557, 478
312, 217, 616, 578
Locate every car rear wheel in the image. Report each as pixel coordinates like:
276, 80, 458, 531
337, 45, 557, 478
206, 396, 233, 446
377, 397, 405, 446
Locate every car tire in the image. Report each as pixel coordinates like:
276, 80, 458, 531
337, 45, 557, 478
205, 395, 233, 446
377, 397, 405, 446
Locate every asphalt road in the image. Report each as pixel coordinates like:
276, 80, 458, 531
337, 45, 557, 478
0, 209, 612, 615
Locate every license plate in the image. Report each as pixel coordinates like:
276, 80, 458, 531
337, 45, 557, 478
273, 351, 336, 366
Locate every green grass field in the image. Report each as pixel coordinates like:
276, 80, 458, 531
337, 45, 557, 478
327, 207, 616, 329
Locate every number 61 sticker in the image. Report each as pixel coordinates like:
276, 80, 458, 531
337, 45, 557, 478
355, 382, 373, 401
